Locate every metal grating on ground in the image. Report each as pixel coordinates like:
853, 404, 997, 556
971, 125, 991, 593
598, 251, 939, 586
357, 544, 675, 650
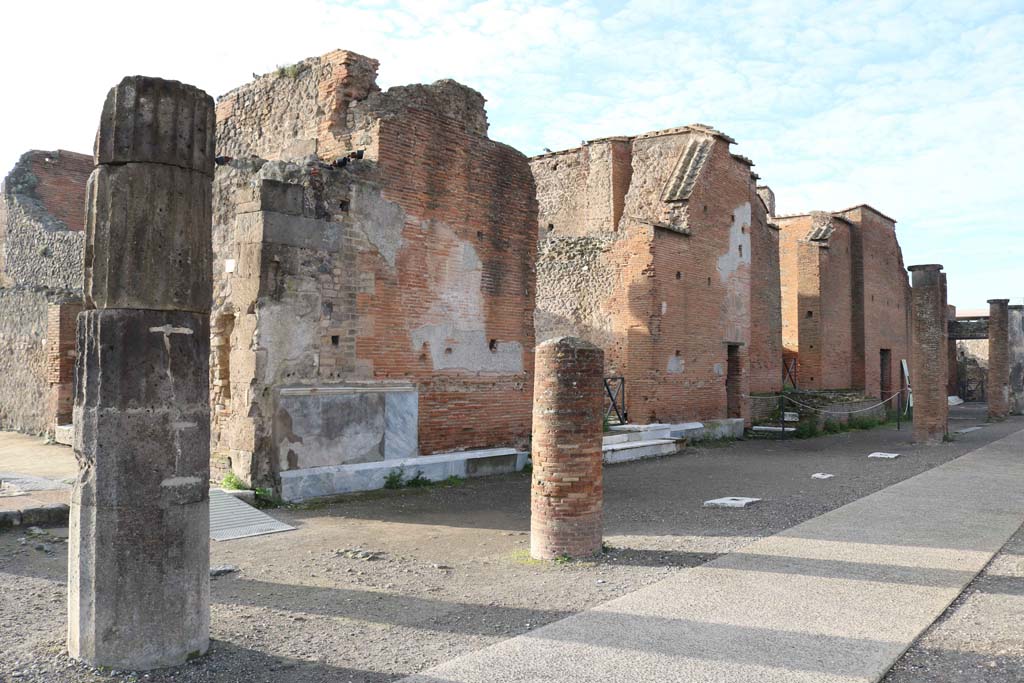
209, 488, 294, 542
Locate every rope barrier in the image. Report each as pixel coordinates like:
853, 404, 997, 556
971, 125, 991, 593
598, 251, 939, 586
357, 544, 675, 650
782, 392, 902, 416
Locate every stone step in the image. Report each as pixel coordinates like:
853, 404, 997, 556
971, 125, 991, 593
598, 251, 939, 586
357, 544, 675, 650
602, 439, 679, 465
279, 447, 530, 502
53, 425, 74, 447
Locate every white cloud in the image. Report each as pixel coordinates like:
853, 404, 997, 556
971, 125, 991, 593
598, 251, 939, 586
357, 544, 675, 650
0, 0, 1020, 307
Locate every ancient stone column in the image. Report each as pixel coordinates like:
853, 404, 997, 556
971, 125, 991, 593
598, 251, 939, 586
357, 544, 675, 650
68, 77, 215, 670
909, 265, 948, 443
987, 298, 1010, 420
530, 337, 604, 560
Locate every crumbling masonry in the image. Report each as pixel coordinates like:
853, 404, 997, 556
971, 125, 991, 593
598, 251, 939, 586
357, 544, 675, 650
210, 50, 537, 499
531, 125, 781, 426
775, 205, 911, 399
68, 77, 214, 668
0, 150, 91, 435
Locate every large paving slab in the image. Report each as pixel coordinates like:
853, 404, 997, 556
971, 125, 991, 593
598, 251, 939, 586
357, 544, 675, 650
403, 429, 1024, 683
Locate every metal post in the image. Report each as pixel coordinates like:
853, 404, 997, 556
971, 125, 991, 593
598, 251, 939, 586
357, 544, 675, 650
897, 392, 901, 431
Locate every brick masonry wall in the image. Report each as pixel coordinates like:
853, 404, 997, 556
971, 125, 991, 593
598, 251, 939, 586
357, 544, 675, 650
748, 193, 782, 394
987, 299, 1010, 419
778, 206, 910, 398
212, 52, 536, 486
532, 126, 778, 426
46, 301, 82, 426
0, 150, 89, 435
1, 150, 89, 290
910, 265, 948, 443
836, 206, 911, 399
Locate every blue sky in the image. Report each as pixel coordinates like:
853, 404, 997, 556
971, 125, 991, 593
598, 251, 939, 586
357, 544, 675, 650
2, 0, 1021, 309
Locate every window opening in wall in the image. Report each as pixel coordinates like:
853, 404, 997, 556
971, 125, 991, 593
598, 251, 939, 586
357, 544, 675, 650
707, 277, 711, 287
806, 310, 813, 318
738, 245, 743, 257
676, 271, 682, 280
331, 335, 340, 346
489, 339, 498, 352
547, 223, 554, 232
338, 200, 350, 212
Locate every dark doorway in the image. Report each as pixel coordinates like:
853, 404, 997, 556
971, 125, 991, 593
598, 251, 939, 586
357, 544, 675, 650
880, 348, 892, 400
726, 344, 742, 418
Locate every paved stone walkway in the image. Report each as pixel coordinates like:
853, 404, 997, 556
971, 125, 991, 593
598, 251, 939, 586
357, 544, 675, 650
0, 432, 75, 525
403, 429, 1024, 683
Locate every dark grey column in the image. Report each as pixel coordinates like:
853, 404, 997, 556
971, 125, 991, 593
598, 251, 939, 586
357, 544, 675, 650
68, 76, 215, 670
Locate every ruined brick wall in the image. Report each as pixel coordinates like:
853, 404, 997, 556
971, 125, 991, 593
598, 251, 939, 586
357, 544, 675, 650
216, 49, 487, 164
0, 150, 89, 434
46, 301, 82, 426
777, 213, 854, 390
777, 214, 809, 360
212, 51, 536, 486
1, 150, 90, 289
836, 206, 911, 399
533, 125, 775, 424
748, 193, 781, 393
778, 205, 910, 397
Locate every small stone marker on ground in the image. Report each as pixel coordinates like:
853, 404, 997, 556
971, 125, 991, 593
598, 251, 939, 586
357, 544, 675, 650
811, 473, 835, 479
954, 426, 984, 434
704, 497, 762, 508
869, 452, 901, 459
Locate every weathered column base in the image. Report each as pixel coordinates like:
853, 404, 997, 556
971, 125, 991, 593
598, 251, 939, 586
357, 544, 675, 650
68, 500, 210, 669
68, 308, 210, 669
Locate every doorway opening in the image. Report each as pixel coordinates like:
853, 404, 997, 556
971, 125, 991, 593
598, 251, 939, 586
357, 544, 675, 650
726, 344, 742, 418
880, 348, 892, 401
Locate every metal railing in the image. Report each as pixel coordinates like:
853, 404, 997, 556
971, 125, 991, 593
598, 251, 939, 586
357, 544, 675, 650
604, 376, 627, 425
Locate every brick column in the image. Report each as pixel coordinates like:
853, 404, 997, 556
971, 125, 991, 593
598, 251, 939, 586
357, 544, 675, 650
909, 264, 948, 443
68, 77, 215, 670
987, 298, 1010, 420
46, 300, 83, 429
530, 337, 604, 560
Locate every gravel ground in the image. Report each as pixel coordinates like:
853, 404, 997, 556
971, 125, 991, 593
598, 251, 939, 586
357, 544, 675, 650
882, 521, 1024, 682
2, 406, 1021, 682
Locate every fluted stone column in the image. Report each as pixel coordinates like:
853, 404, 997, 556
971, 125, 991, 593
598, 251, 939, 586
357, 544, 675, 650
68, 76, 215, 670
987, 299, 1010, 420
909, 265, 948, 444
530, 337, 604, 560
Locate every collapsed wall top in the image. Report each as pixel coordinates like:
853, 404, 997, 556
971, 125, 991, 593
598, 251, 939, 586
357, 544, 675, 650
215, 49, 490, 161
95, 76, 216, 176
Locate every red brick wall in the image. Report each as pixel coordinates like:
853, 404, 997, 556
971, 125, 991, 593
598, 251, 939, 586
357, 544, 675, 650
46, 301, 82, 426
357, 110, 537, 454
779, 206, 910, 397
749, 194, 781, 393
836, 206, 911, 399
25, 150, 92, 232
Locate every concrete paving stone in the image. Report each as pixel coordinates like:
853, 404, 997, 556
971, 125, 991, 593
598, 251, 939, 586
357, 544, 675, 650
703, 497, 762, 509
402, 428, 1024, 683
